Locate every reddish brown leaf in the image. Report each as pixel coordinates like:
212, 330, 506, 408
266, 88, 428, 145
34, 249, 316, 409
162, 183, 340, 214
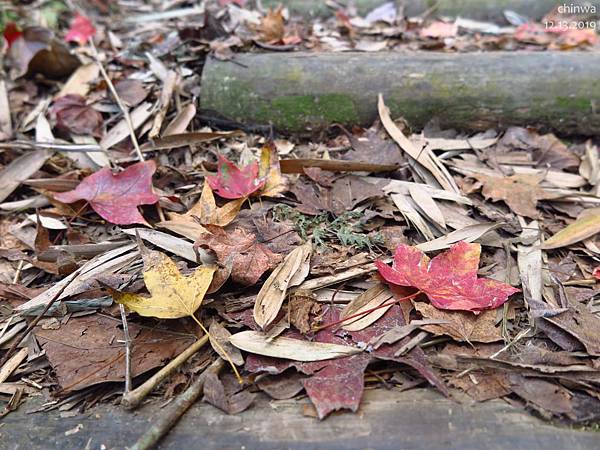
35, 314, 193, 392
376, 241, 520, 313
196, 226, 282, 286
206, 155, 265, 199
64, 13, 96, 45
2, 22, 22, 48
114, 79, 148, 108
52, 94, 102, 135
260, 7, 285, 42
53, 161, 159, 225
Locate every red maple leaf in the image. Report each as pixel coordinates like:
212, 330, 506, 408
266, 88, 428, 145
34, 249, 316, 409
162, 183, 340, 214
64, 13, 96, 45
376, 241, 519, 313
206, 155, 265, 199
593, 267, 600, 280
53, 161, 159, 225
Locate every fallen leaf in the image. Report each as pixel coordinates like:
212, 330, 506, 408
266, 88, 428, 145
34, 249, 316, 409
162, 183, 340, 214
543, 300, 600, 356
35, 314, 193, 392
542, 208, 600, 250
110, 248, 216, 319
207, 154, 265, 199
256, 372, 305, 399
420, 21, 458, 38
260, 7, 285, 42
473, 172, 556, 218
196, 226, 282, 286
114, 79, 148, 108
209, 321, 244, 366
0, 149, 51, 203
8, 26, 80, 79
509, 374, 574, 416
51, 94, 102, 135
2, 22, 22, 48
64, 13, 96, 45
258, 142, 288, 197
229, 330, 361, 361
376, 241, 520, 313
203, 372, 255, 414
53, 161, 160, 225
288, 292, 321, 334
414, 302, 503, 343
159, 182, 244, 239
340, 283, 394, 331
254, 242, 312, 329
292, 175, 383, 215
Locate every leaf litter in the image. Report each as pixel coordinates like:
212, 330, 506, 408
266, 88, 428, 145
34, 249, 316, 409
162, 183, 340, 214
1, 1, 600, 443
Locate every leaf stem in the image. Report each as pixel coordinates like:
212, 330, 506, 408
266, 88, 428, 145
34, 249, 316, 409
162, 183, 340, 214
312, 290, 422, 332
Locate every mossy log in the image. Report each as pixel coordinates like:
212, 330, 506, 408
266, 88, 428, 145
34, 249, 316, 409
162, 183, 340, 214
257, 0, 600, 21
200, 51, 600, 135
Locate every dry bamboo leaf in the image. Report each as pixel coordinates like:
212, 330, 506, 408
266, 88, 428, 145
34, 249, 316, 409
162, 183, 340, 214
253, 242, 312, 329
100, 101, 153, 150
378, 94, 458, 192
110, 250, 216, 319
341, 283, 394, 331
229, 330, 361, 361
162, 103, 196, 136
542, 208, 600, 250
416, 223, 502, 252
408, 184, 446, 229
390, 193, 435, 240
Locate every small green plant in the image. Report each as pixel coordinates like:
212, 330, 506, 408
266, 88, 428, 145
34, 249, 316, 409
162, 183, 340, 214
272, 204, 383, 251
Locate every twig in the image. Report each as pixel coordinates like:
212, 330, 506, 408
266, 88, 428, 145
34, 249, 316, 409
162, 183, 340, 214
122, 334, 209, 409
129, 357, 224, 450
89, 40, 145, 162
119, 304, 132, 394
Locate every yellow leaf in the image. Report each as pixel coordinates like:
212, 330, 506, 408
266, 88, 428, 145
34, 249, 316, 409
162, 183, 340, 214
112, 250, 216, 319
258, 142, 288, 197
157, 182, 245, 240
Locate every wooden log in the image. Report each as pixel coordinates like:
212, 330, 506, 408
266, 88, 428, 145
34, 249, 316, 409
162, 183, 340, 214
200, 51, 600, 135
257, 0, 600, 21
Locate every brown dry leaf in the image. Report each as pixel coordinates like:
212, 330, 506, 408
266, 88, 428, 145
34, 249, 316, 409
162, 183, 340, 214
203, 372, 255, 414
473, 172, 556, 218
260, 7, 285, 42
341, 283, 394, 331
509, 374, 574, 416
414, 302, 503, 343
196, 226, 282, 286
254, 242, 312, 329
35, 314, 193, 392
209, 320, 244, 366
542, 208, 600, 250
114, 79, 148, 108
158, 182, 245, 240
449, 370, 511, 402
289, 292, 321, 334
292, 176, 383, 215
543, 300, 600, 356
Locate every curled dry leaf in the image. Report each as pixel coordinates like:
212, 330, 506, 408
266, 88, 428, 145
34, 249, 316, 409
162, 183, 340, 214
260, 7, 285, 42
253, 242, 312, 329
207, 154, 265, 199
376, 241, 520, 313
159, 182, 245, 240
109, 249, 216, 319
229, 330, 361, 361
53, 161, 159, 225
258, 142, 288, 197
196, 226, 282, 286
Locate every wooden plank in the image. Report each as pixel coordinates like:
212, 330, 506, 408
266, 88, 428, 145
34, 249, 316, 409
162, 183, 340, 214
2, 389, 598, 449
